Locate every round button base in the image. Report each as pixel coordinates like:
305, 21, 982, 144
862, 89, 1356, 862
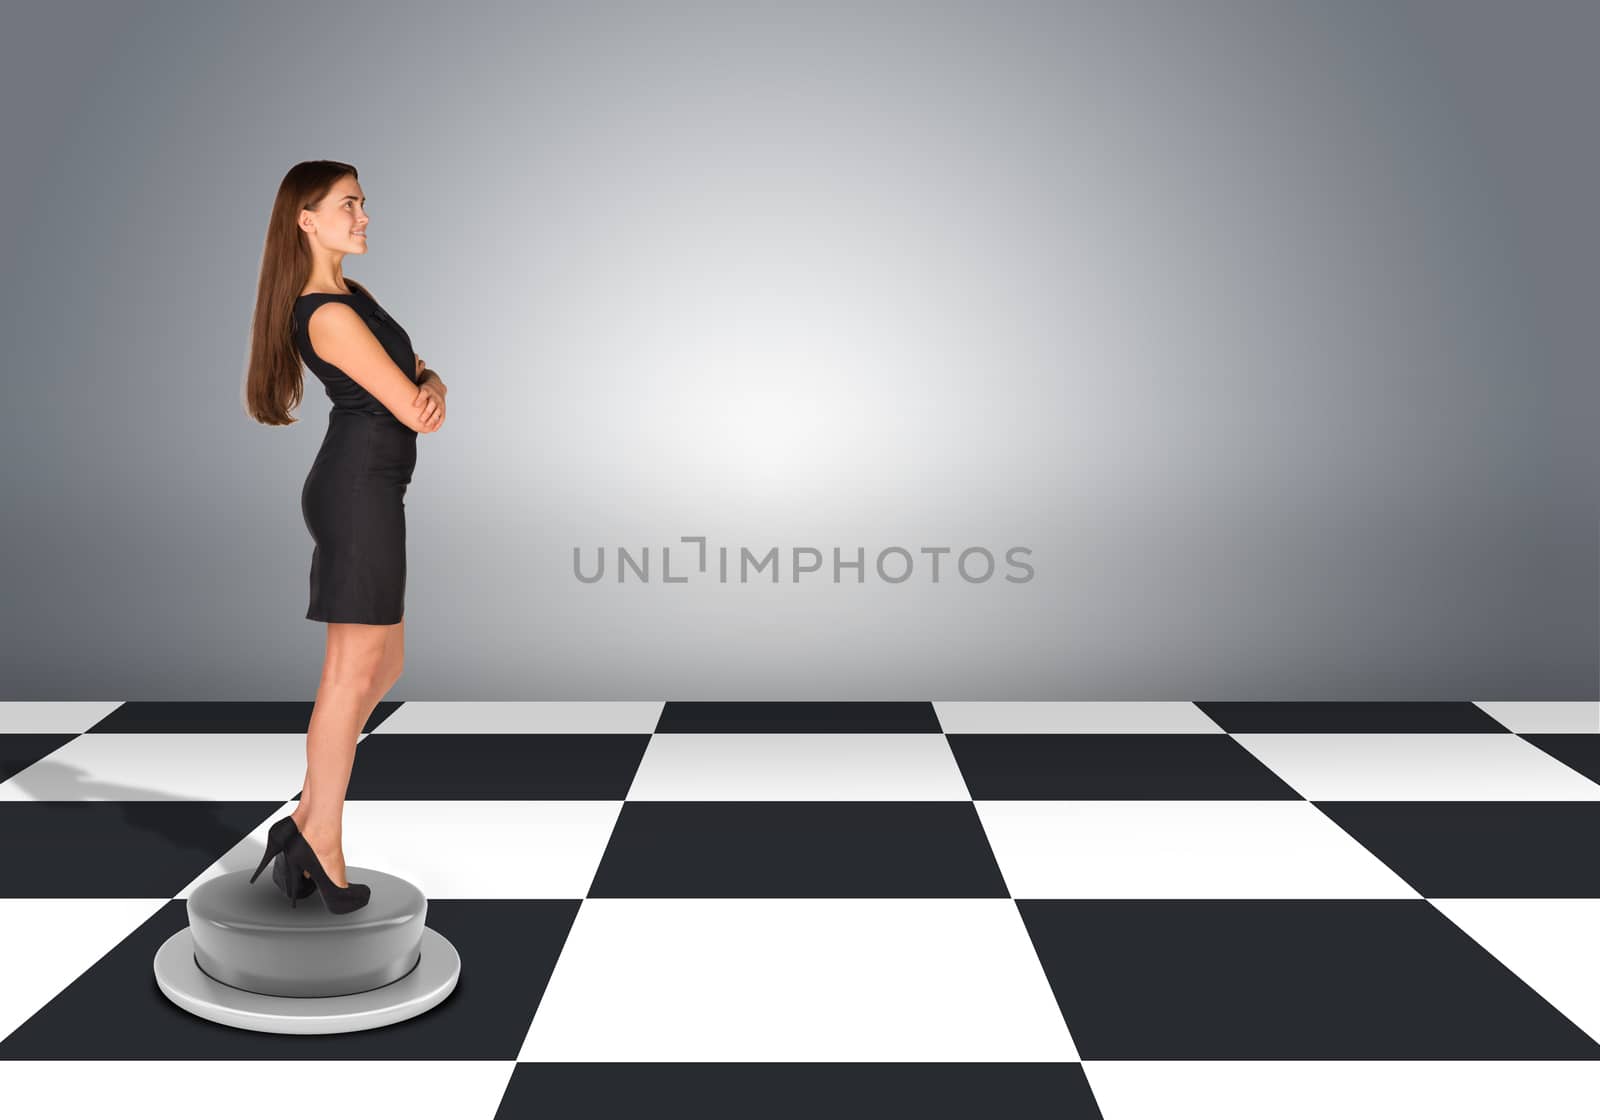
154, 923, 460, 1034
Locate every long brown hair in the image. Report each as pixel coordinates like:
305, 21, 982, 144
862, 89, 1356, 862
242, 160, 374, 426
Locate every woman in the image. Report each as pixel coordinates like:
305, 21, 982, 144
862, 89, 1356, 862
242, 160, 448, 914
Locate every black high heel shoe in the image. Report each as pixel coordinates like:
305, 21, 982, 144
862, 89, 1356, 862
283, 831, 371, 915
248, 815, 302, 889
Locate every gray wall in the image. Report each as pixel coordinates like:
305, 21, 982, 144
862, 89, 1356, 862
1, 0, 1594, 700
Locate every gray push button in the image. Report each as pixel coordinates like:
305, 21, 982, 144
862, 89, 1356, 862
154, 869, 460, 1034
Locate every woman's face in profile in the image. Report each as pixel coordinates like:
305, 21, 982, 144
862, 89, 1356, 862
301, 175, 369, 255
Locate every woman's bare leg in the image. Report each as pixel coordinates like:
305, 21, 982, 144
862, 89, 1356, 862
291, 618, 405, 887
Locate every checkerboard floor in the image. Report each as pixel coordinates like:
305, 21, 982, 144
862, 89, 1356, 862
0, 700, 1596, 1118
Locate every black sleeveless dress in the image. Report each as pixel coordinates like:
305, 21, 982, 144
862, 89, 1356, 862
292, 285, 419, 624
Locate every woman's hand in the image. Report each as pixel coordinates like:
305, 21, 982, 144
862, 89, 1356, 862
413, 355, 446, 432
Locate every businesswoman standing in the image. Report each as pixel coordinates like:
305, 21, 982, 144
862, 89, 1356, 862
242, 160, 448, 914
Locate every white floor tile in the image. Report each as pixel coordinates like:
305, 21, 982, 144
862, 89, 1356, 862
977, 799, 1419, 898
0, 702, 126, 734
1474, 701, 1600, 735
1083, 1059, 1600, 1120
1232, 734, 1600, 801
0, 733, 316, 802
373, 701, 664, 734
0, 1060, 515, 1120
518, 898, 1075, 1061
1430, 897, 1600, 1046
0, 898, 167, 1043
629, 732, 968, 799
